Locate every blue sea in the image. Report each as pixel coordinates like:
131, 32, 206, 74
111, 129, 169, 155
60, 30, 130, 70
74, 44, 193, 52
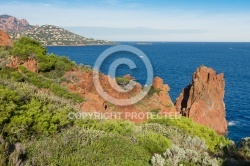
46, 42, 250, 142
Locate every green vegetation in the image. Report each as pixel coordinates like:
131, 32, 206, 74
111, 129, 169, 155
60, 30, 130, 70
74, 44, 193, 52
148, 117, 231, 152
1, 37, 82, 102
116, 76, 130, 86
12, 37, 47, 59
148, 86, 162, 97
136, 131, 172, 153
24, 128, 151, 166
75, 118, 135, 136
0, 79, 75, 143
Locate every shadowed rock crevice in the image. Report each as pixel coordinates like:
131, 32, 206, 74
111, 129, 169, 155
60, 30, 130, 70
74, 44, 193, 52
180, 84, 192, 116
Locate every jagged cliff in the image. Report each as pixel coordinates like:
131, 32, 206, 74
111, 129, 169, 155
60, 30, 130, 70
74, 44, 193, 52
0, 14, 33, 32
175, 66, 228, 134
64, 71, 177, 122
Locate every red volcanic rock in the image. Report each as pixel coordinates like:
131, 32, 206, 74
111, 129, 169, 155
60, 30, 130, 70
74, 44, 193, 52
175, 66, 227, 134
0, 15, 32, 32
0, 30, 12, 46
152, 77, 176, 112
64, 70, 178, 122
153, 76, 164, 89
123, 74, 135, 80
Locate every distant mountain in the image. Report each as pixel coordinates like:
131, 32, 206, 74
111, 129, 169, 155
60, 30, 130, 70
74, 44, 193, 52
1, 15, 114, 45
0, 14, 33, 32
9, 25, 114, 45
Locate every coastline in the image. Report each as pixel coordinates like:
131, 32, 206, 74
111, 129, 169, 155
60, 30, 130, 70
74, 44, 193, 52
44, 43, 117, 47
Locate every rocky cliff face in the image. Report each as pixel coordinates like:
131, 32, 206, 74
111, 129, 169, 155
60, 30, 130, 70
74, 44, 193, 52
175, 66, 228, 134
64, 71, 177, 122
0, 30, 12, 46
0, 15, 33, 32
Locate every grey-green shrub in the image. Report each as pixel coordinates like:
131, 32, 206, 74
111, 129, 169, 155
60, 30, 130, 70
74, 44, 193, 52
151, 154, 165, 166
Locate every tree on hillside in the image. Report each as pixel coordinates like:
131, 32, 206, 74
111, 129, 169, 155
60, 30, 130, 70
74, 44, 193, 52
12, 37, 47, 60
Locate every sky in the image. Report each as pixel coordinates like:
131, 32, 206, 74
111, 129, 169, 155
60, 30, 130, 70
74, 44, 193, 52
1, 0, 250, 41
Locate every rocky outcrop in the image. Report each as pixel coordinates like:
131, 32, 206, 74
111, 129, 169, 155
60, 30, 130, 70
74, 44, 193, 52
175, 66, 227, 134
123, 74, 135, 80
64, 71, 177, 122
0, 15, 32, 32
0, 30, 12, 47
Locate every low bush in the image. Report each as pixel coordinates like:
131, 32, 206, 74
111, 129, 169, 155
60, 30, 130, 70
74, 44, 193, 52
75, 118, 135, 136
136, 131, 172, 154
18, 66, 82, 102
160, 144, 219, 166
148, 117, 230, 152
24, 127, 151, 166
0, 79, 77, 142
148, 86, 162, 97
116, 76, 130, 86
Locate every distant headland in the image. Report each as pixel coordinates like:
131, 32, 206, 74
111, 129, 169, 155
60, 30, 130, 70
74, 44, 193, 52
0, 14, 115, 46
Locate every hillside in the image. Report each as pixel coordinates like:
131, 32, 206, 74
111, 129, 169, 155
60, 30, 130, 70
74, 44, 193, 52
9, 25, 114, 45
0, 37, 249, 165
0, 15, 114, 45
0, 14, 33, 32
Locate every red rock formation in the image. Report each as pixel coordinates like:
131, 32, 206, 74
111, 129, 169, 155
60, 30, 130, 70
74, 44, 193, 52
22, 57, 38, 73
0, 30, 12, 46
175, 66, 227, 134
64, 70, 178, 123
123, 74, 135, 80
0, 15, 32, 32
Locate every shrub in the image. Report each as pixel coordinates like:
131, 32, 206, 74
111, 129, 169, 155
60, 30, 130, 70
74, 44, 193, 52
75, 119, 135, 136
237, 137, 250, 160
12, 37, 47, 60
151, 154, 165, 166
148, 86, 162, 97
36, 53, 75, 74
158, 144, 219, 166
24, 128, 151, 166
136, 131, 172, 154
148, 117, 230, 152
36, 54, 55, 72
50, 83, 82, 103
0, 79, 77, 142
116, 76, 130, 86
82, 136, 151, 166
0, 136, 7, 166
18, 66, 82, 102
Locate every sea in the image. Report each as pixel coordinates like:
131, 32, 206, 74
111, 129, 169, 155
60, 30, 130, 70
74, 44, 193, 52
46, 42, 250, 142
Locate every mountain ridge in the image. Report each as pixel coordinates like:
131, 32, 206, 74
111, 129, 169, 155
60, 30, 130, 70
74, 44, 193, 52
0, 14, 33, 32
0, 14, 114, 45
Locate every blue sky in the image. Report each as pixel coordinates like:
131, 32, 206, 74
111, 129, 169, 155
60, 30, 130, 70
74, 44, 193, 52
1, 0, 250, 41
